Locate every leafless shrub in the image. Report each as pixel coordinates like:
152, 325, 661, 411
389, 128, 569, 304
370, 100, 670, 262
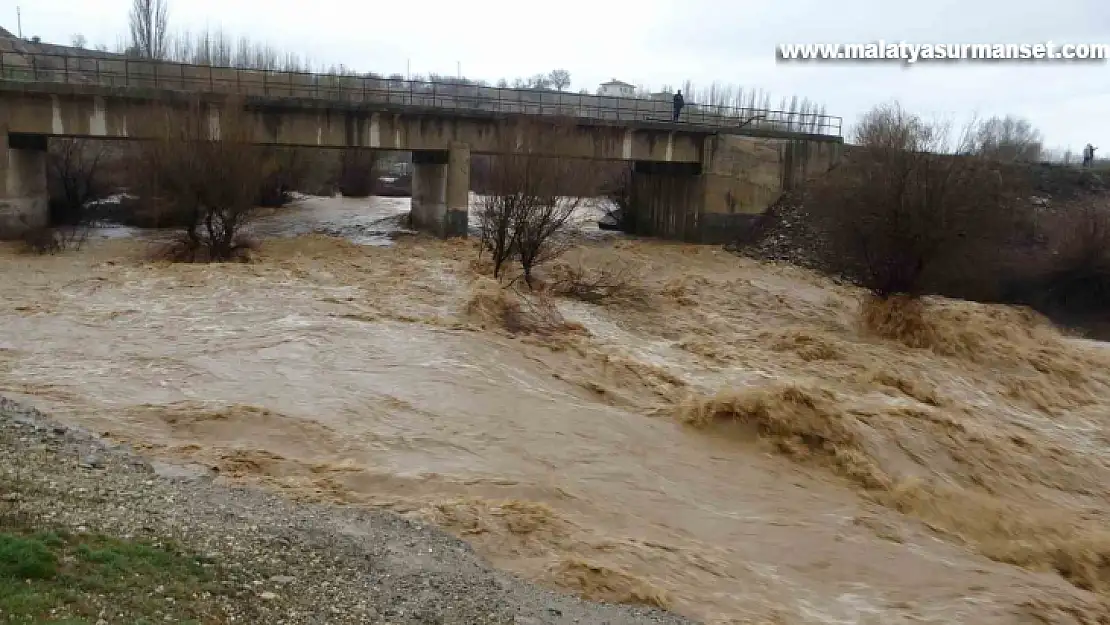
46, 138, 110, 250
57, 223, 92, 252
476, 119, 604, 287
968, 115, 1043, 163
476, 187, 524, 281
1024, 200, 1110, 315
515, 195, 588, 288
546, 262, 641, 304
807, 102, 1024, 298
20, 226, 62, 255
153, 231, 260, 263
130, 97, 266, 262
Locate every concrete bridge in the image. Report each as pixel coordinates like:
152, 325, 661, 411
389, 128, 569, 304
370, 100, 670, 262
0, 50, 844, 241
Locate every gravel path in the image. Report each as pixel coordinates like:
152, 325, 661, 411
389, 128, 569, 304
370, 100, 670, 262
0, 396, 698, 625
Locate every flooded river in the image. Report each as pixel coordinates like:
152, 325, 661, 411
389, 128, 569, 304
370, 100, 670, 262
2, 195, 1109, 623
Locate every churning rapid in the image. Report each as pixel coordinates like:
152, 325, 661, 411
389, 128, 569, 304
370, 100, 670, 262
2, 196, 1110, 624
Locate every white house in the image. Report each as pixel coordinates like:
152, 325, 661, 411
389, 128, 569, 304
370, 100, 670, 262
597, 79, 635, 98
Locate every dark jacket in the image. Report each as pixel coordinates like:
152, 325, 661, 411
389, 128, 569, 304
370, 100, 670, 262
673, 93, 685, 109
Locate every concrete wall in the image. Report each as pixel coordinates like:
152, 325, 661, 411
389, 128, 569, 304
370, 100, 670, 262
626, 134, 843, 244
695, 135, 842, 243
0, 129, 48, 239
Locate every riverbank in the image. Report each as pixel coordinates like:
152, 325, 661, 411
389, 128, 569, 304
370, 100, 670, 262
0, 396, 692, 625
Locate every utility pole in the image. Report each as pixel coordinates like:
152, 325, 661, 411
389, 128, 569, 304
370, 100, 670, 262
16, 6, 22, 39
406, 59, 410, 80
456, 61, 461, 80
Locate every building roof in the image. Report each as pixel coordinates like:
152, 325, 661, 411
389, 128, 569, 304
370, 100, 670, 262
0, 25, 13, 38
600, 79, 634, 88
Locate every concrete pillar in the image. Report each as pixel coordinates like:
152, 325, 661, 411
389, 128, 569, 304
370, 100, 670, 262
411, 143, 470, 238
411, 149, 448, 236
0, 130, 49, 240
445, 142, 470, 238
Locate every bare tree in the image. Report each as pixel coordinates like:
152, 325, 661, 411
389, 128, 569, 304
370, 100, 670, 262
70, 33, 88, 49
131, 98, 265, 262
22, 139, 110, 254
166, 27, 312, 72
807, 102, 1024, 298
128, 0, 169, 60
677, 80, 829, 133
513, 189, 590, 287
476, 119, 602, 286
968, 115, 1043, 163
548, 69, 571, 91
46, 139, 110, 250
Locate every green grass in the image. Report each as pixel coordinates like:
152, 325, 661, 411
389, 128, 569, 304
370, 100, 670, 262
0, 519, 235, 624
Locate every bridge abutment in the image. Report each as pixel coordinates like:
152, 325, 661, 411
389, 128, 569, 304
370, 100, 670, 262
0, 130, 49, 240
626, 136, 843, 243
628, 161, 704, 242
411, 143, 469, 238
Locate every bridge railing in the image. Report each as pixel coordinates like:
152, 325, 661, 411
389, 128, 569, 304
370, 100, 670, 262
0, 51, 844, 138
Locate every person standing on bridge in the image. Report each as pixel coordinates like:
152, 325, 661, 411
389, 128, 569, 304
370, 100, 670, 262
672, 90, 685, 122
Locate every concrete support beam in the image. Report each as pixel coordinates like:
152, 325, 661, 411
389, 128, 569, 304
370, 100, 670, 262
0, 131, 49, 240
411, 143, 470, 238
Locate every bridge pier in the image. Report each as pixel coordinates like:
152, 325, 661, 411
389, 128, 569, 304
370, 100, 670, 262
411, 143, 470, 238
0, 130, 49, 240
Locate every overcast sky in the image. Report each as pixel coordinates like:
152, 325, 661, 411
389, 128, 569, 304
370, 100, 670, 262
8, 0, 1110, 154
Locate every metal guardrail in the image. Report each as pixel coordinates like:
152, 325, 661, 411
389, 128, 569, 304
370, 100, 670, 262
0, 51, 844, 138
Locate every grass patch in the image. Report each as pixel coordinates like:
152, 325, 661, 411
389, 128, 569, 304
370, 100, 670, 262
0, 516, 236, 624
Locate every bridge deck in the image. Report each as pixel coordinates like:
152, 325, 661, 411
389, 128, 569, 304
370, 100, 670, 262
0, 51, 843, 140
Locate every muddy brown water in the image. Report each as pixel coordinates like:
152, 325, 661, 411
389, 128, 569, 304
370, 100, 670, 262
2, 196, 1109, 624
